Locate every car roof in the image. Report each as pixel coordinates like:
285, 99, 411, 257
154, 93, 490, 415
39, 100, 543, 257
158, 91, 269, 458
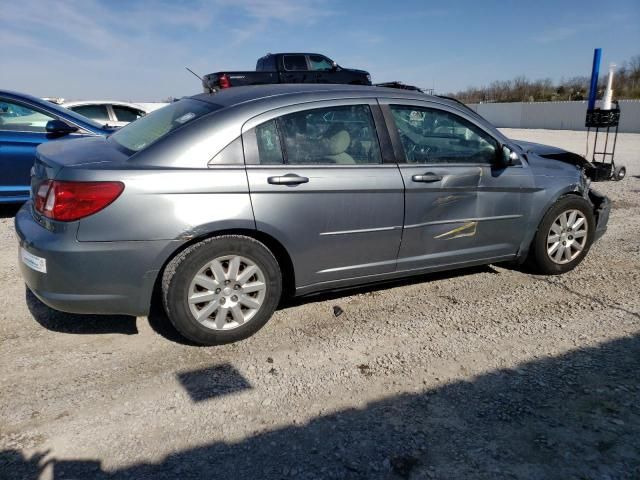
260, 52, 326, 57
189, 83, 465, 112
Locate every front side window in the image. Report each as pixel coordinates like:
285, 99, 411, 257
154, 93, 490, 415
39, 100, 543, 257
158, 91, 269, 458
71, 105, 110, 122
0, 100, 55, 133
283, 55, 308, 71
390, 105, 498, 164
249, 105, 382, 165
308, 55, 333, 71
112, 105, 144, 122
110, 98, 220, 153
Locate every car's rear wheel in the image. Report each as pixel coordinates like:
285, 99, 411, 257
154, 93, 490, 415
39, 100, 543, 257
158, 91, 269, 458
162, 235, 282, 345
528, 196, 595, 275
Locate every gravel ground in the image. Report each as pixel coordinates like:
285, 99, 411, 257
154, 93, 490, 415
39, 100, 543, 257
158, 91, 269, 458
1, 129, 639, 480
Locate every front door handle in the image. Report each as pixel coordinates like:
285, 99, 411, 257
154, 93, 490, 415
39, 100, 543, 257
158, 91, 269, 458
267, 173, 309, 185
412, 172, 442, 183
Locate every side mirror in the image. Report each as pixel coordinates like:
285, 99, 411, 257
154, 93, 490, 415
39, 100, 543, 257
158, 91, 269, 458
331, 61, 338, 70
499, 145, 521, 167
46, 119, 78, 136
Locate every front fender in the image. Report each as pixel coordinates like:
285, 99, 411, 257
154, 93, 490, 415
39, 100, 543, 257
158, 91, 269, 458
516, 180, 586, 262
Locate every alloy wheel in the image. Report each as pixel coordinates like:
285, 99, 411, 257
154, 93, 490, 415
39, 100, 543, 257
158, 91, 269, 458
546, 209, 588, 265
187, 255, 266, 330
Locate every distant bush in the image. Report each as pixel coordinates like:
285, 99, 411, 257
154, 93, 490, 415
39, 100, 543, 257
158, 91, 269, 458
448, 54, 640, 103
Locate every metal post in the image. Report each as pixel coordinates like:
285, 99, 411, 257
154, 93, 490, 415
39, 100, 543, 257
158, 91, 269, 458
587, 48, 601, 111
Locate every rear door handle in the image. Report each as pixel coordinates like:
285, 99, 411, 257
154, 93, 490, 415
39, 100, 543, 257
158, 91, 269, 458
412, 172, 442, 183
267, 173, 309, 185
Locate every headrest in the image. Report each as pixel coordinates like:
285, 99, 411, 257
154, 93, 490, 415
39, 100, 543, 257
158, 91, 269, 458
326, 130, 351, 155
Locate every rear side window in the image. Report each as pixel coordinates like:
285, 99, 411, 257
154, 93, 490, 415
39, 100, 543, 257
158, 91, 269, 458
250, 120, 284, 165
112, 105, 144, 122
110, 99, 220, 153
71, 105, 110, 122
283, 55, 307, 71
247, 105, 382, 165
262, 56, 276, 70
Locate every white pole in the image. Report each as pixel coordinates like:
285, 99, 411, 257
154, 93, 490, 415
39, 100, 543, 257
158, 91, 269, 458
601, 63, 615, 110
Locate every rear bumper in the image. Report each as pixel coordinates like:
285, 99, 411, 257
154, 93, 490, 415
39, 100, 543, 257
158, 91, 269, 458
15, 202, 182, 316
589, 189, 610, 242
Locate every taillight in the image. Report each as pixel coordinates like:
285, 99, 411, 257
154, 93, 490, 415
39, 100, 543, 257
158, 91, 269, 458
34, 180, 124, 221
219, 74, 231, 89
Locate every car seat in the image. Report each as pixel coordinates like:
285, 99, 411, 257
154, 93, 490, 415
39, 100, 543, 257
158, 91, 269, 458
322, 129, 355, 164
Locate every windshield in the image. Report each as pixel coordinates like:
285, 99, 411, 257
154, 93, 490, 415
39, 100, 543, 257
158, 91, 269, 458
109, 99, 221, 153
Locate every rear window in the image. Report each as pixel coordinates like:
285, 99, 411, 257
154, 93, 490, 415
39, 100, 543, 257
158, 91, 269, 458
110, 99, 220, 153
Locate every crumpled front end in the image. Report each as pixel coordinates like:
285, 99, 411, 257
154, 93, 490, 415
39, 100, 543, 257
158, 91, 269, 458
588, 189, 611, 242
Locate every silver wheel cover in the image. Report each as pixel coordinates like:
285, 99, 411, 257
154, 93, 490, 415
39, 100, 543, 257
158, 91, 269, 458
188, 255, 267, 330
546, 209, 588, 265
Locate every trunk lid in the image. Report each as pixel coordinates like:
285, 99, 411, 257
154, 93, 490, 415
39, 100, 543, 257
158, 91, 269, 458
31, 136, 129, 203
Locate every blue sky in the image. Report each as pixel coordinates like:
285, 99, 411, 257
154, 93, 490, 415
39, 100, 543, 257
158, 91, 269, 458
1, 0, 638, 101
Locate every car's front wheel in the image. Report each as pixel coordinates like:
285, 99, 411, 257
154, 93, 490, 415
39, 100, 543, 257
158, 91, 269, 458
162, 235, 282, 345
528, 196, 596, 275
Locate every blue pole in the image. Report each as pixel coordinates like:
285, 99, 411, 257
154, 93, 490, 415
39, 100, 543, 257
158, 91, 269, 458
587, 48, 601, 110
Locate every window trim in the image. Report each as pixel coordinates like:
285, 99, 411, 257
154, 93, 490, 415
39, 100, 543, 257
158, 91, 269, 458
378, 99, 504, 167
242, 100, 388, 166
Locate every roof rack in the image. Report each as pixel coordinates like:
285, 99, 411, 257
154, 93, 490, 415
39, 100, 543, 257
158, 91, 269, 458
374, 81, 424, 92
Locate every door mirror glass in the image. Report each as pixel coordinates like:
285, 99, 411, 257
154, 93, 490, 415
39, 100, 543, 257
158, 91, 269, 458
45, 119, 78, 136
501, 145, 520, 167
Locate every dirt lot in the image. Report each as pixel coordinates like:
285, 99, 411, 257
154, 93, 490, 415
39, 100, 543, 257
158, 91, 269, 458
1, 129, 639, 479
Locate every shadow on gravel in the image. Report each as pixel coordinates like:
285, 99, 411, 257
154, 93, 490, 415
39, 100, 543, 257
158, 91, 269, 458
4, 334, 639, 479
538, 277, 640, 320
146, 265, 501, 346
279, 264, 500, 310
176, 363, 253, 402
25, 288, 138, 335
0, 204, 21, 219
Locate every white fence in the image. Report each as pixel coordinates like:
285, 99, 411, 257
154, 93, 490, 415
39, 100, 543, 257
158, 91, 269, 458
467, 100, 640, 133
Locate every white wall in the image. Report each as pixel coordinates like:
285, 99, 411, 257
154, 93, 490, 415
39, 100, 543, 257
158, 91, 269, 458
468, 100, 640, 133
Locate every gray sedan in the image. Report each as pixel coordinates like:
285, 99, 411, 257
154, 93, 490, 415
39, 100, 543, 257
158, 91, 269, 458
16, 84, 610, 345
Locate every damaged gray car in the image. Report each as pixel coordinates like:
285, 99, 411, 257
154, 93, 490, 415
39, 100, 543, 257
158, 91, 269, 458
16, 84, 610, 345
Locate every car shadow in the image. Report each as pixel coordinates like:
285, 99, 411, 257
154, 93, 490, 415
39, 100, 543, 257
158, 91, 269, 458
25, 287, 138, 335
3, 333, 638, 479
278, 264, 500, 310
146, 265, 501, 346
0, 204, 22, 219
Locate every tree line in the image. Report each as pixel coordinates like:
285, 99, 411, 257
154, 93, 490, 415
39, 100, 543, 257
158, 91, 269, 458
448, 54, 640, 104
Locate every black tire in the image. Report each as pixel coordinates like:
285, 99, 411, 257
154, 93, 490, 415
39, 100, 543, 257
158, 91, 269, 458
613, 165, 626, 181
527, 196, 596, 275
162, 235, 282, 345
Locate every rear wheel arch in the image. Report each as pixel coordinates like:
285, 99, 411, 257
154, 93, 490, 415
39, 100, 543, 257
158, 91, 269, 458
151, 228, 296, 311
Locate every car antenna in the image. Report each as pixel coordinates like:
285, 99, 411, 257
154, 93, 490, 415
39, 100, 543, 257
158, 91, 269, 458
185, 67, 204, 82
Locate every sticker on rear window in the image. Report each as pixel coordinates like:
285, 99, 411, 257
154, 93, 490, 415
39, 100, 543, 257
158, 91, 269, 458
175, 112, 196, 124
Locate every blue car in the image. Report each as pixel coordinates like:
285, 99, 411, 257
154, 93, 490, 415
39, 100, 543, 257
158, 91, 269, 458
0, 90, 113, 203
